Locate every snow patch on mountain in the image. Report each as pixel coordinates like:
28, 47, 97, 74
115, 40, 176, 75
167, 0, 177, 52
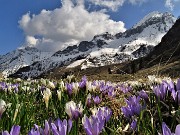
66, 59, 86, 69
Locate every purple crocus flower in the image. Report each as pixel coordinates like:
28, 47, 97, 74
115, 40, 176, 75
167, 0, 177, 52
121, 107, 133, 118
83, 107, 112, 135
2, 125, 21, 135
118, 84, 132, 93
65, 101, 83, 120
79, 76, 87, 88
28, 124, 40, 135
93, 96, 101, 105
82, 115, 105, 135
171, 79, 180, 104
96, 107, 112, 122
108, 88, 116, 98
176, 79, 180, 90
86, 94, 92, 108
131, 120, 137, 131
40, 120, 50, 135
153, 83, 168, 101
162, 122, 180, 135
65, 83, 73, 96
121, 96, 142, 118
139, 90, 149, 102
51, 119, 72, 135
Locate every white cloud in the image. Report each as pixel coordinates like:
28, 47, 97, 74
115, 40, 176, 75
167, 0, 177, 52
128, 0, 146, 5
89, 0, 146, 11
26, 36, 38, 46
165, 0, 174, 10
89, 0, 125, 11
165, 0, 180, 10
19, 0, 126, 52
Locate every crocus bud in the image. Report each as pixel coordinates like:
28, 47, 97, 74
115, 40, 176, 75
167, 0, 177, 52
57, 90, 62, 102
42, 88, 52, 109
0, 99, 6, 118
47, 81, 55, 89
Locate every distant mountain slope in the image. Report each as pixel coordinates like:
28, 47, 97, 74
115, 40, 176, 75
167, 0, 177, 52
119, 18, 180, 76
1, 12, 176, 78
0, 46, 53, 77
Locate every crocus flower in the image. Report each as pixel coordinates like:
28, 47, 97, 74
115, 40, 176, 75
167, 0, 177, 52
139, 90, 149, 102
131, 120, 137, 131
96, 107, 112, 122
82, 115, 105, 135
47, 81, 55, 89
79, 76, 87, 88
118, 84, 132, 93
83, 106, 112, 135
2, 125, 21, 135
65, 101, 83, 120
65, 83, 73, 96
72, 82, 79, 95
51, 119, 72, 135
40, 120, 50, 135
93, 96, 101, 105
59, 80, 65, 90
108, 87, 116, 98
86, 93, 92, 108
86, 81, 96, 92
121, 96, 142, 118
153, 83, 167, 101
57, 90, 62, 102
171, 79, 180, 104
42, 88, 52, 109
0, 99, 6, 118
162, 122, 180, 135
28, 124, 40, 135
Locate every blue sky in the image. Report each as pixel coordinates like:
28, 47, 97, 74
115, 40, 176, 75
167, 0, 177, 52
0, 0, 180, 55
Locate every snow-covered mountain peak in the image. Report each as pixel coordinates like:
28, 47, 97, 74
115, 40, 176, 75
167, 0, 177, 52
133, 11, 175, 29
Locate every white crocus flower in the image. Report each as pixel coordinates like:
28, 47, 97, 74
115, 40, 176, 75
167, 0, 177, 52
91, 107, 98, 116
16, 78, 21, 82
47, 81, 55, 89
42, 88, 52, 109
41, 78, 47, 86
59, 80, 65, 90
86, 81, 92, 93
0, 99, 6, 118
86, 81, 96, 92
65, 101, 76, 118
65, 101, 83, 119
57, 90, 62, 101
67, 75, 75, 82
13, 103, 20, 122
72, 82, 79, 95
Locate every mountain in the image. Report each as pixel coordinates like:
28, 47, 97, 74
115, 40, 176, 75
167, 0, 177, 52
0, 11, 176, 78
0, 46, 53, 77
118, 17, 180, 77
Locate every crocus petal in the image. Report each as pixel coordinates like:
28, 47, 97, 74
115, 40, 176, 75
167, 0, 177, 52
10, 125, 20, 135
62, 119, 67, 135
162, 122, 172, 135
175, 124, 180, 135
68, 119, 72, 133
2, 131, 10, 135
176, 79, 180, 90
51, 123, 59, 135
44, 120, 50, 135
